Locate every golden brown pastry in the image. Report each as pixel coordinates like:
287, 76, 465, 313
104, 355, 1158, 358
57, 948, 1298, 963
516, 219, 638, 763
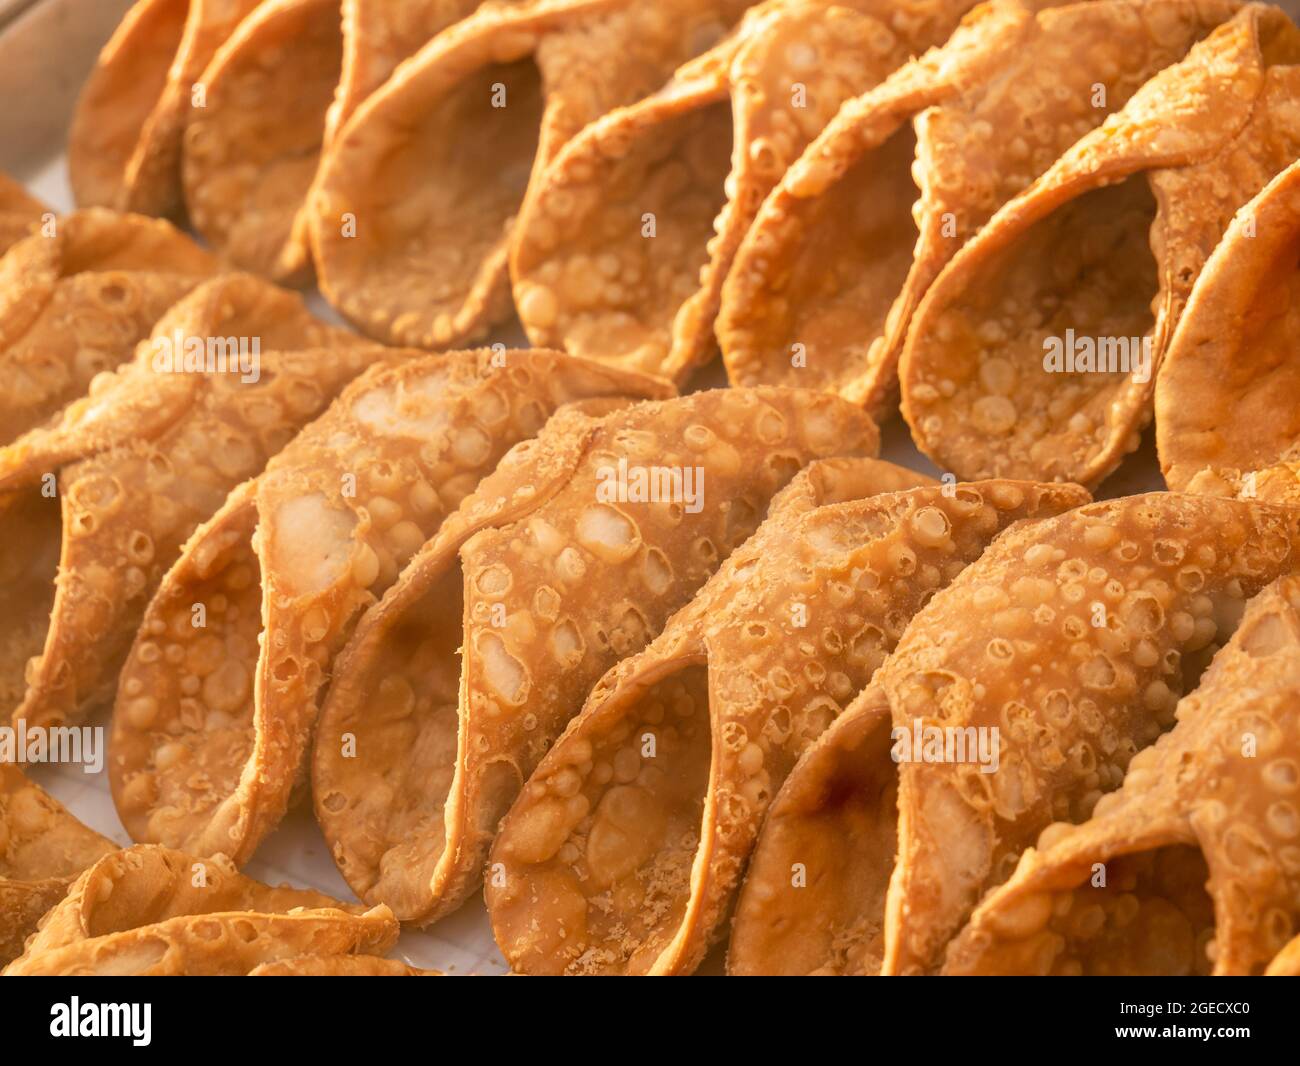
0, 274, 361, 731
488, 469, 1089, 974
7, 887, 396, 976
0, 208, 217, 449
312, 387, 880, 925
512, 0, 975, 382
310, 0, 756, 347
944, 575, 1300, 976
730, 492, 1300, 974
68, 0, 262, 215
1157, 158, 1300, 504
110, 349, 671, 864
17, 843, 358, 960
719, 0, 1236, 415
901, 3, 1300, 488
0, 765, 116, 966
248, 955, 440, 975
182, 0, 486, 283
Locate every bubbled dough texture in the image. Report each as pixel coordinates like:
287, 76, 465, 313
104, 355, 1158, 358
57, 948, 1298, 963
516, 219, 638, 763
512, 0, 959, 382
327, 0, 489, 143
109, 349, 670, 865
943, 575, 1300, 976
311, 0, 751, 348
4, 904, 398, 976
183, 0, 345, 283
1, 274, 362, 734
19, 842, 357, 960
1157, 159, 1300, 503
489, 475, 1090, 975
902, 5, 1300, 489
68, 0, 262, 216
728, 685, 899, 975
0, 766, 115, 965
0, 208, 217, 451
248, 953, 440, 975
719, 0, 1237, 414
880, 493, 1300, 974
729, 492, 1300, 975
312, 387, 879, 925
487, 457, 938, 975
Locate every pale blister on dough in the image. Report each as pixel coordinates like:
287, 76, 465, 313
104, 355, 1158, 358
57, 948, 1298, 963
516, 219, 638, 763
0, 173, 49, 257
0, 274, 364, 732
511, 0, 973, 383
901, 4, 1300, 489
719, 0, 1239, 415
487, 472, 1093, 975
312, 387, 880, 925
944, 575, 1300, 976
68, 0, 262, 216
732, 492, 1300, 975
310, 0, 755, 348
109, 350, 672, 865
0, 765, 116, 966
249, 954, 441, 975
4, 904, 398, 976
0, 208, 217, 450
1157, 159, 1300, 505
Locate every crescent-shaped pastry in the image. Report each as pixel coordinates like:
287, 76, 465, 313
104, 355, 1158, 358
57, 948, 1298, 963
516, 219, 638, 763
182, 0, 485, 283
16, 843, 361, 961
488, 470, 1090, 974
0, 209, 216, 449
312, 387, 880, 925
719, 0, 1238, 415
310, 0, 755, 346
944, 575, 1300, 976
0, 766, 116, 966
109, 350, 671, 864
4, 905, 397, 975
1157, 159, 1300, 505
0, 173, 48, 256
68, 0, 261, 215
0, 274, 360, 731
730, 492, 1300, 974
901, 3, 1300, 488
511, 0, 974, 382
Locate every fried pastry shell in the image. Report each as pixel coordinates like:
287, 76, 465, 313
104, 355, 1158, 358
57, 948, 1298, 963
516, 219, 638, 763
719, 0, 1238, 416
1157, 158, 1300, 505
110, 349, 671, 864
310, 0, 754, 347
731, 491, 1300, 974
488, 472, 1089, 974
944, 575, 1300, 976
511, 0, 974, 382
312, 387, 880, 925
0, 274, 362, 731
68, 0, 262, 216
0, 765, 116, 966
0, 208, 217, 449
901, 3, 1300, 488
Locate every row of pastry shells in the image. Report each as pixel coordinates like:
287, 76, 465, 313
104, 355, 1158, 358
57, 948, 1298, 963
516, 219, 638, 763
67, 0, 1300, 498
